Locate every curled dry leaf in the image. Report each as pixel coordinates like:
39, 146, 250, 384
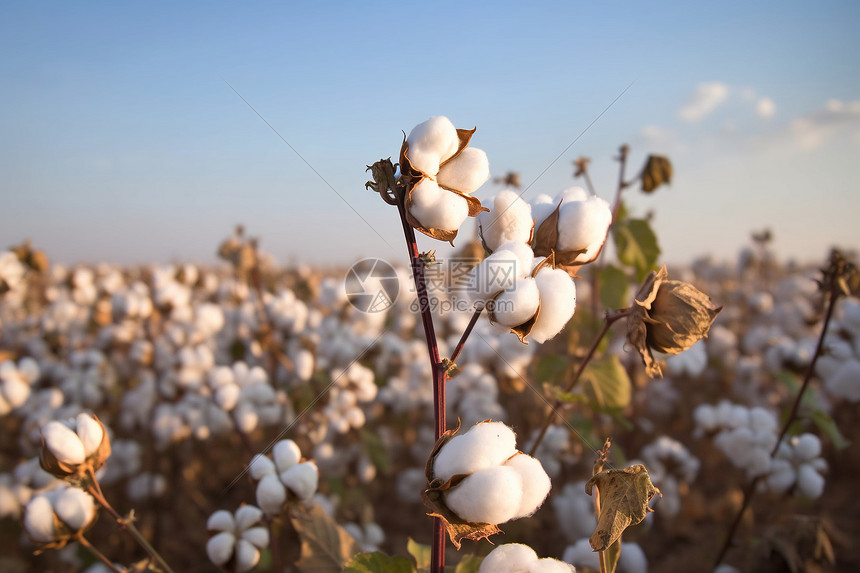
585, 464, 661, 552
641, 155, 672, 193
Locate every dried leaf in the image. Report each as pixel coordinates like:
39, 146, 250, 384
641, 155, 672, 193
585, 465, 661, 552
291, 504, 361, 572
533, 201, 562, 257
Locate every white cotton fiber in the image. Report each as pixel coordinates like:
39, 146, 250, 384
478, 543, 538, 573
438, 147, 490, 194
280, 461, 319, 501
42, 421, 86, 465
764, 459, 795, 493
469, 250, 523, 305
445, 465, 523, 524
406, 116, 460, 175
504, 452, 551, 519
620, 542, 648, 573
563, 538, 599, 570
241, 525, 270, 548
796, 463, 825, 498
206, 510, 235, 532
825, 359, 860, 402
248, 454, 276, 480
234, 505, 263, 531
531, 194, 558, 231
792, 434, 821, 461
528, 558, 576, 573
409, 179, 469, 231
433, 421, 518, 482
53, 487, 95, 530
557, 195, 612, 261
530, 268, 576, 343
75, 413, 104, 457
477, 190, 534, 251
235, 538, 261, 573
273, 439, 302, 472
206, 531, 236, 566
492, 277, 541, 328
256, 474, 286, 516
556, 186, 589, 204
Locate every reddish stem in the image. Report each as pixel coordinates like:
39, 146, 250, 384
449, 306, 484, 366
396, 200, 447, 572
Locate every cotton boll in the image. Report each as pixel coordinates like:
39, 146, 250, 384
556, 186, 589, 204
445, 466, 523, 524
528, 558, 575, 573
207, 531, 235, 566
749, 407, 777, 435
53, 487, 95, 530
295, 349, 315, 382
280, 461, 319, 501
504, 453, 551, 519
248, 454, 276, 480
24, 495, 57, 543
618, 542, 648, 573
406, 116, 460, 174
500, 241, 536, 276
256, 474, 287, 515
557, 195, 612, 261
433, 422, 518, 482
469, 248, 527, 305
479, 543, 538, 573
437, 147, 490, 194
75, 414, 104, 457
530, 268, 576, 344
234, 505, 264, 531
241, 525, 270, 549
477, 190, 534, 251
492, 278, 541, 328
42, 421, 86, 465
693, 404, 717, 433
825, 359, 860, 402
796, 464, 825, 499
409, 179, 469, 231
215, 384, 240, 411
764, 459, 795, 494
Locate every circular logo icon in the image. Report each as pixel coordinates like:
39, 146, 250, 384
344, 258, 399, 313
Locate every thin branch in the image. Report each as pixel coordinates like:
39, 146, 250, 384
77, 535, 124, 573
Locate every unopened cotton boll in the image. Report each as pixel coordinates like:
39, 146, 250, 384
478, 543, 538, 573
477, 190, 534, 251
406, 116, 460, 174
445, 465, 523, 524
433, 421, 518, 482
557, 194, 612, 262
530, 267, 576, 343
504, 452, 551, 519
437, 146, 490, 194
492, 278, 541, 328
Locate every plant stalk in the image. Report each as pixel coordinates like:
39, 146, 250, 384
712, 282, 840, 568
77, 535, 124, 573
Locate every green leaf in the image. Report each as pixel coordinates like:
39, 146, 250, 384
612, 218, 660, 281
599, 264, 630, 311
535, 354, 569, 384
407, 538, 431, 570
344, 552, 416, 573
453, 554, 483, 573
583, 355, 632, 411
810, 410, 851, 450
544, 382, 588, 405
605, 538, 622, 573
291, 504, 361, 572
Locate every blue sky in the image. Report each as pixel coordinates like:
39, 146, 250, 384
2, 1, 858, 267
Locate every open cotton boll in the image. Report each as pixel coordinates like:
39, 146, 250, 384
42, 421, 86, 465
273, 439, 302, 473
280, 461, 319, 501
478, 190, 535, 251
234, 505, 264, 531
556, 186, 589, 204
528, 558, 576, 573
764, 459, 795, 494
492, 278, 541, 328
248, 454, 276, 480
437, 147, 490, 194
557, 195, 612, 260
241, 526, 270, 549
530, 268, 576, 344
24, 495, 57, 543
478, 543, 539, 573
825, 359, 860, 402
207, 510, 235, 533
53, 487, 95, 530
433, 422, 518, 482
445, 465, 523, 524
531, 194, 557, 228
75, 413, 104, 457
406, 116, 460, 174
792, 434, 822, 461
504, 453, 551, 519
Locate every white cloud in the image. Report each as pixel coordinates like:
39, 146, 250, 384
678, 81, 730, 122
756, 97, 776, 118
789, 99, 860, 150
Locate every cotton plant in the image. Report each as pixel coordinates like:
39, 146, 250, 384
0, 356, 40, 415
23, 484, 98, 550
694, 401, 779, 479
206, 505, 270, 573
763, 433, 827, 499
248, 439, 319, 516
